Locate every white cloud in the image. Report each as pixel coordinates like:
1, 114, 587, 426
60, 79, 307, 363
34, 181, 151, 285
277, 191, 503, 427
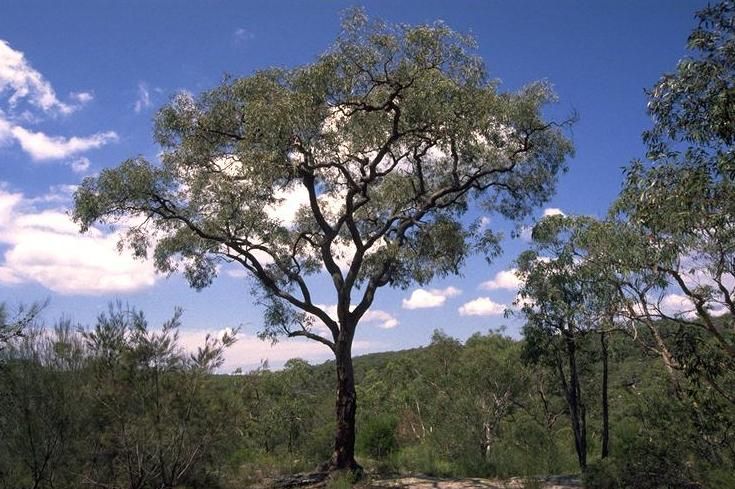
659, 293, 694, 317
543, 207, 565, 217
0, 39, 73, 114
10, 126, 118, 160
69, 156, 90, 173
0, 116, 12, 143
266, 184, 310, 227
478, 216, 491, 231
0, 40, 116, 162
0, 265, 22, 284
0, 186, 22, 227
70, 91, 93, 104
458, 297, 506, 316
480, 269, 523, 291
0, 185, 157, 295
224, 267, 248, 279
362, 309, 399, 329
26, 184, 78, 205
134, 82, 151, 113
402, 286, 461, 309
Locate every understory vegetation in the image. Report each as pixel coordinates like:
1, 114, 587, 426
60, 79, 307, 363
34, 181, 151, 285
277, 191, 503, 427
1, 305, 733, 488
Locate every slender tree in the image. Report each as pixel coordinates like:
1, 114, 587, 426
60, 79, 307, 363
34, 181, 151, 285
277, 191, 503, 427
0, 302, 46, 354
73, 10, 573, 471
516, 215, 622, 469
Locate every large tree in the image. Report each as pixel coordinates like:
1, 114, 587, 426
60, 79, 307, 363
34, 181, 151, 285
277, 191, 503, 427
73, 10, 573, 471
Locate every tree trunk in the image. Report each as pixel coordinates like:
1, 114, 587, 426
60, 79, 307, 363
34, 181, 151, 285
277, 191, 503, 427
600, 332, 610, 459
564, 333, 587, 470
328, 336, 361, 473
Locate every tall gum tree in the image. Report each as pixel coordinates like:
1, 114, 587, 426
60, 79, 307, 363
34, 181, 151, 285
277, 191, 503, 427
516, 215, 622, 469
73, 10, 574, 471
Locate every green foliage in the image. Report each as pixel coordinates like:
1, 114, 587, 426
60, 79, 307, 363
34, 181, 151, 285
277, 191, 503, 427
394, 444, 454, 477
0, 322, 87, 489
357, 414, 398, 459
610, 0, 735, 367
72, 8, 572, 356
2, 305, 734, 487
0, 303, 238, 489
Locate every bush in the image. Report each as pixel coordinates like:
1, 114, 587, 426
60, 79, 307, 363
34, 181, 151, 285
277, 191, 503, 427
395, 444, 454, 477
357, 415, 398, 459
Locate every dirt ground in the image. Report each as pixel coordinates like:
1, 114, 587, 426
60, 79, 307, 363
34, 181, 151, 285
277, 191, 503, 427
368, 475, 582, 489
262, 473, 583, 489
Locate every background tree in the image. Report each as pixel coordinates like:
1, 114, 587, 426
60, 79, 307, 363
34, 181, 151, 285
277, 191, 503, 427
516, 215, 622, 469
72, 9, 573, 471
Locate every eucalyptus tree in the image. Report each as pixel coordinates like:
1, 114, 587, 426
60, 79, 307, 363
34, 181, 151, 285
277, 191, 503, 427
73, 10, 573, 471
611, 1, 735, 380
516, 215, 622, 469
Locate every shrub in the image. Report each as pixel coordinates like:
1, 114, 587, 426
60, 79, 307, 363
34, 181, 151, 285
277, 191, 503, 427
357, 414, 398, 459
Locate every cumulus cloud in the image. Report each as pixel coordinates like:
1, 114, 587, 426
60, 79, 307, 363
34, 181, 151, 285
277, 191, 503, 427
266, 184, 310, 227
518, 208, 566, 242
480, 269, 522, 291
0, 185, 157, 294
402, 286, 461, 309
519, 225, 533, 242
70, 91, 94, 104
224, 267, 248, 279
478, 216, 491, 231
362, 309, 399, 329
458, 297, 506, 316
656, 292, 729, 319
11, 126, 118, 160
658, 293, 695, 318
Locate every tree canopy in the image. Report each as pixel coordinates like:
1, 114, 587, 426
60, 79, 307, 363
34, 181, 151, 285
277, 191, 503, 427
611, 1, 735, 359
73, 10, 573, 348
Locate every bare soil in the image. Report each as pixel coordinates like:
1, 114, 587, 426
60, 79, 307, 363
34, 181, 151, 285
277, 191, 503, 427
368, 475, 582, 489
261, 473, 583, 489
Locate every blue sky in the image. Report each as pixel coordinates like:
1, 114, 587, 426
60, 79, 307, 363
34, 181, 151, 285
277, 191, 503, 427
0, 1, 708, 370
